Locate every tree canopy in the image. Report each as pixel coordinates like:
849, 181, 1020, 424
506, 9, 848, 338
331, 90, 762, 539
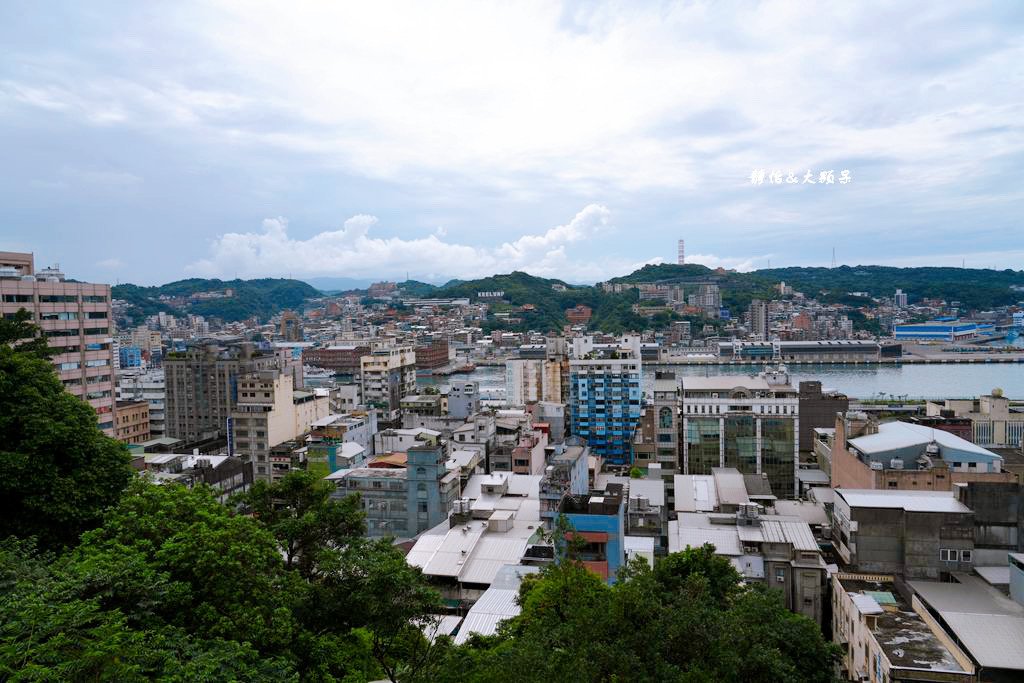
0, 317, 131, 550
422, 545, 839, 682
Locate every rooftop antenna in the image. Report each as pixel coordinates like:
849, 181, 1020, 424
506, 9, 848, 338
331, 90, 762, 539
831, 247, 837, 269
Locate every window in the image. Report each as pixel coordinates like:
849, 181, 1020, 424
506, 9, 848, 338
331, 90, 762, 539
775, 568, 786, 583
86, 311, 108, 319
960, 549, 972, 563
939, 548, 957, 562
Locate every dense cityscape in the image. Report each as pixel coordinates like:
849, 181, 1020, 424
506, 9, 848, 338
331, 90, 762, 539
3, 2, 1024, 681
2, 246, 1024, 680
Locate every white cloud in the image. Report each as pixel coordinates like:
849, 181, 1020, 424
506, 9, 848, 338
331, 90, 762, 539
188, 204, 641, 282
4, 2, 1020, 202
96, 258, 123, 269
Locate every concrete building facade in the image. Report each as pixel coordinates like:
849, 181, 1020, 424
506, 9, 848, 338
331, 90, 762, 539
114, 400, 151, 444
568, 356, 643, 466
231, 370, 329, 481
1, 251, 116, 434
164, 343, 279, 442
681, 369, 800, 498
360, 345, 416, 412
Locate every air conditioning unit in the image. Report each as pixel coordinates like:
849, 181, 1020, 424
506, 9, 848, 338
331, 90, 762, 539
890, 459, 903, 470
870, 461, 884, 471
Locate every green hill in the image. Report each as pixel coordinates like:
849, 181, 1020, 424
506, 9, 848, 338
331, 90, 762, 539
753, 265, 1024, 310
112, 278, 321, 323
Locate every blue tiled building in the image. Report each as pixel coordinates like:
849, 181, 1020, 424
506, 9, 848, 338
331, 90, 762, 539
569, 356, 642, 466
559, 484, 626, 583
119, 345, 143, 368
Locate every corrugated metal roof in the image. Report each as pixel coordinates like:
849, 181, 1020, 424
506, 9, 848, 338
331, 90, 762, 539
405, 533, 446, 569
910, 575, 1024, 670
458, 536, 529, 585
941, 613, 1024, 670
452, 565, 540, 645
421, 523, 487, 577
837, 489, 971, 513
850, 421, 1000, 459
669, 522, 741, 555
674, 475, 719, 512
760, 519, 819, 551
712, 468, 749, 505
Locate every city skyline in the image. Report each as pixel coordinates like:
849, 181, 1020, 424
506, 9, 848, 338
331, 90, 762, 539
2, 1, 1022, 285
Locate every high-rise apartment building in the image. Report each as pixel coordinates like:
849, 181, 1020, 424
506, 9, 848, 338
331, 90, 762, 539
231, 369, 329, 482
651, 372, 681, 473
360, 345, 416, 411
568, 352, 643, 466
505, 358, 544, 406
677, 239, 685, 265
164, 343, 279, 442
749, 298, 770, 340
0, 252, 116, 434
116, 369, 167, 437
894, 288, 908, 308
681, 369, 800, 497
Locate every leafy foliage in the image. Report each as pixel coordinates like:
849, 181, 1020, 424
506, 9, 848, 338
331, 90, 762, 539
0, 344, 131, 550
112, 277, 321, 323
423, 545, 840, 682
0, 308, 54, 359
233, 470, 365, 578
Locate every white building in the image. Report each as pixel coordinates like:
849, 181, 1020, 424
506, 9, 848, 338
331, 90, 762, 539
232, 370, 330, 482
116, 369, 166, 437
360, 345, 416, 411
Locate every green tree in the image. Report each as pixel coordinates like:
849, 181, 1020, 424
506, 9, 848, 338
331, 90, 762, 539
302, 538, 443, 682
71, 480, 300, 653
233, 470, 365, 578
652, 543, 742, 607
423, 543, 839, 682
0, 537, 297, 682
0, 345, 131, 549
0, 308, 52, 359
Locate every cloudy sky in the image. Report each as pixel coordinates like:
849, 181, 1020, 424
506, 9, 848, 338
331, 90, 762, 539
1, 1, 1021, 285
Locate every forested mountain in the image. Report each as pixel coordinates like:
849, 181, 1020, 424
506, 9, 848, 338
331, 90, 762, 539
113, 278, 321, 323
113, 263, 1023, 330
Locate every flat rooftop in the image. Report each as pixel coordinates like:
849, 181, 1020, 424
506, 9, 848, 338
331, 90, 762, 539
836, 489, 972, 514
910, 574, 1024, 671
840, 577, 964, 674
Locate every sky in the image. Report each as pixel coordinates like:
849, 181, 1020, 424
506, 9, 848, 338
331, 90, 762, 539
1, 1, 1022, 286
